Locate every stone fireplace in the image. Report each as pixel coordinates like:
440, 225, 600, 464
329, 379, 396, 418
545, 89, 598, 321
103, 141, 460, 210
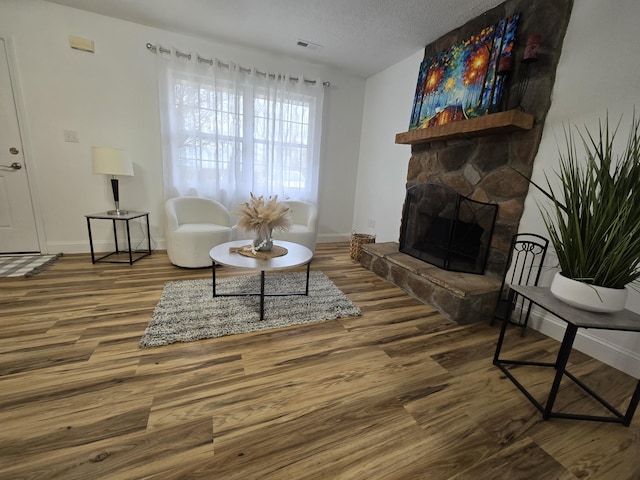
359, 0, 573, 324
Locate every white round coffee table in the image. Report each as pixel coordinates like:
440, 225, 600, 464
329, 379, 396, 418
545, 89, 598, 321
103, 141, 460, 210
209, 239, 313, 320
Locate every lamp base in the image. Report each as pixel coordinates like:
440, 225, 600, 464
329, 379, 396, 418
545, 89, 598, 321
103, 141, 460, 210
107, 209, 130, 216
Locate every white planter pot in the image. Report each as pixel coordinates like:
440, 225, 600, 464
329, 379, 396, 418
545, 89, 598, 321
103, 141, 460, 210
550, 272, 628, 313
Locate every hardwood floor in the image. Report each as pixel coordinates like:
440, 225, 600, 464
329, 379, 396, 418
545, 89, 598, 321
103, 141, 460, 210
1, 243, 639, 479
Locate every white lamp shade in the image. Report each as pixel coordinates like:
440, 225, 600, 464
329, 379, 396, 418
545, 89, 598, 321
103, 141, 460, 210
92, 147, 134, 176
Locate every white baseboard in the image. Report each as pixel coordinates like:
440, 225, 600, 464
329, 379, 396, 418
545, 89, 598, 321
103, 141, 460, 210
526, 308, 640, 379
48, 235, 353, 255
317, 233, 351, 243
46, 238, 165, 255
45, 241, 91, 254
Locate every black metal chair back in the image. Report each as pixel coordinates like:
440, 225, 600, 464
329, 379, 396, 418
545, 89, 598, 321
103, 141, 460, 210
492, 233, 549, 334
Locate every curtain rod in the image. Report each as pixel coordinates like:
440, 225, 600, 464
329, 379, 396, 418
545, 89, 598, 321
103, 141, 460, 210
145, 43, 330, 87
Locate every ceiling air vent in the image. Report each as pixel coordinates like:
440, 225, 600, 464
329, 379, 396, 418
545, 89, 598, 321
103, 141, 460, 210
296, 39, 323, 51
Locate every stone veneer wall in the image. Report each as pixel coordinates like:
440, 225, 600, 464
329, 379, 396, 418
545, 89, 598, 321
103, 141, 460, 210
406, 0, 573, 278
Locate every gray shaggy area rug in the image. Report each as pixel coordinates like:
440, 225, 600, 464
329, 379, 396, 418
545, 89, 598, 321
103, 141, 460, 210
139, 271, 361, 348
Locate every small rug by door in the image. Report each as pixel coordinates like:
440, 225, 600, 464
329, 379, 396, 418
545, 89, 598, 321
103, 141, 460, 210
0, 254, 62, 278
139, 271, 361, 348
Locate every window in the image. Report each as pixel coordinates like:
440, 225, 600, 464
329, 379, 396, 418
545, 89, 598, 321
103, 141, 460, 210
157, 51, 324, 210
173, 77, 243, 190
254, 91, 311, 191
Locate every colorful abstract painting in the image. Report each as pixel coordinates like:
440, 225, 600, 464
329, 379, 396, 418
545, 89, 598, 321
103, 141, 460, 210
409, 14, 519, 130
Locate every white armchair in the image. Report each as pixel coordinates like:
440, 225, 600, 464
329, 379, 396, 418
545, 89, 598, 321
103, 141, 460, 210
164, 197, 233, 268
272, 200, 318, 251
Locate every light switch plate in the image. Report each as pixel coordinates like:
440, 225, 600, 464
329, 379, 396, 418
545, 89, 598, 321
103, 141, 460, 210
69, 35, 95, 53
64, 130, 79, 142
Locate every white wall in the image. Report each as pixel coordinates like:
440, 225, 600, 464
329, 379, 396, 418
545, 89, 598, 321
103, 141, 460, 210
352, 49, 422, 241
354, 0, 640, 377
0, 0, 365, 253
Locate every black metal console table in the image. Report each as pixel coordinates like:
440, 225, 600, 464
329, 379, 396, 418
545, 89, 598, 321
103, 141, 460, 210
493, 284, 640, 426
85, 211, 151, 265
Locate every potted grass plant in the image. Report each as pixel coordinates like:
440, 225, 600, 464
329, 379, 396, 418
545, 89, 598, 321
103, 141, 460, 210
524, 112, 640, 312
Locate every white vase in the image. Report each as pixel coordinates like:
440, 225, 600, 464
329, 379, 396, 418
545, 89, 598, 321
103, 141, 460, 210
550, 272, 628, 313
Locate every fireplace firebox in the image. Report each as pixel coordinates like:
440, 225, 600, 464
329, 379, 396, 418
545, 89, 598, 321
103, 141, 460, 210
399, 183, 498, 275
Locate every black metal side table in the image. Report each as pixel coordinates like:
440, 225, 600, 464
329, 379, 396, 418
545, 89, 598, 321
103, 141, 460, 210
494, 284, 640, 426
85, 211, 151, 264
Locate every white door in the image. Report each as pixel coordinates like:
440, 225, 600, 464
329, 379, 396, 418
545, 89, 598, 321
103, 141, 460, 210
0, 37, 39, 253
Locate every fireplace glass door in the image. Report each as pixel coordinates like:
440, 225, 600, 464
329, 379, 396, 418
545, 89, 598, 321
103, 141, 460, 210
399, 183, 497, 274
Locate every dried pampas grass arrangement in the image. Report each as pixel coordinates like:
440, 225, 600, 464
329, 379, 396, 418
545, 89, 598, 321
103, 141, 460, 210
235, 193, 292, 239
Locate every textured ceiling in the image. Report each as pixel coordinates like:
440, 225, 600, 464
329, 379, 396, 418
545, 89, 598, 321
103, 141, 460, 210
43, 0, 505, 77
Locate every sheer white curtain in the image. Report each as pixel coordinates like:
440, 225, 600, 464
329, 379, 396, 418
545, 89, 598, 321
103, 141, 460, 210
156, 47, 324, 212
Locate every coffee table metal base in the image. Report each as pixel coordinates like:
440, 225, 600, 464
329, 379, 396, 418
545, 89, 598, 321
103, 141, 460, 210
212, 263, 311, 320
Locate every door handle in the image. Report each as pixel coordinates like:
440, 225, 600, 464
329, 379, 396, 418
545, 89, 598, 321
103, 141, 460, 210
0, 162, 22, 170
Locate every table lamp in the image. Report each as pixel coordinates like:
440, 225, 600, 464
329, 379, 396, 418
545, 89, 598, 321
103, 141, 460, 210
92, 147, 134, 215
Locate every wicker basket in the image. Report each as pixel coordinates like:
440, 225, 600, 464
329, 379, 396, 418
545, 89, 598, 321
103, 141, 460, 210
350, 231, 376, 261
